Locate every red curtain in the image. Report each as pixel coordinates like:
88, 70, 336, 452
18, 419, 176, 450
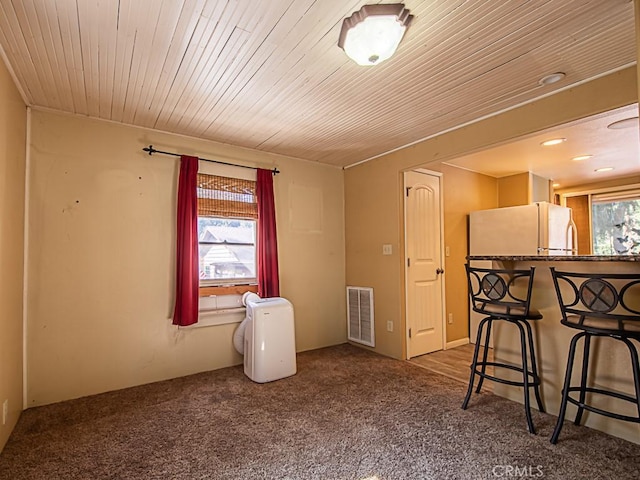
256, 169, 280, 297
173, 155, 199, 326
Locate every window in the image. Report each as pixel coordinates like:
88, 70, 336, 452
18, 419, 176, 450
197, 173, 257, 286
592, 190, 640, 255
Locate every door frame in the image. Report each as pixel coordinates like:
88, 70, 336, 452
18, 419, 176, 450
403, 168, 447, 359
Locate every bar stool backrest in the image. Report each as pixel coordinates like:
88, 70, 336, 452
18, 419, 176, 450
466, 265, 536, 319
550, 268, 640, 334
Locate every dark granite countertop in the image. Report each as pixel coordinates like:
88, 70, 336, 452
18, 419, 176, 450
467, 255, 640, 262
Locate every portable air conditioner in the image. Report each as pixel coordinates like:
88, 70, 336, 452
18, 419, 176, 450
242, 294, 297, 383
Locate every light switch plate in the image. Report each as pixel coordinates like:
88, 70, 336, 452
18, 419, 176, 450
382, 244, 392, 255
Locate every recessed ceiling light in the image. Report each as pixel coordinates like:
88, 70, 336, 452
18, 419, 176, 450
572, 155, 592, 161
541, 138, 566, 146
538, 72, 566, 86
595, 167, 614, 172
552, 183, 560, 188
607, 117, 639, 129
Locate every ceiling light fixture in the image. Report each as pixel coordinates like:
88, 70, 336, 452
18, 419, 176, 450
541, 138, 566, 146
572, 155, 592, 161
607, 117, 639, 129
538, 72, 566, 86
595, 167, 614, 172
552, 183, 560, 188
338, 4, 413, 66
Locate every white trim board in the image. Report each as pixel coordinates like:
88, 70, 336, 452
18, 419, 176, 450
446, 338, 470, 350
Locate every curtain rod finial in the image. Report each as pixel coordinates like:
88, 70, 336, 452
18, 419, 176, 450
143, 145, 155, 155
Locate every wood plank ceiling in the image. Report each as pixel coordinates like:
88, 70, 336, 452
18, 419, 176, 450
0, 0, 636, 167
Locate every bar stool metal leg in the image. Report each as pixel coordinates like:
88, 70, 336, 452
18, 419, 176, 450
523, 319, 545, 413
515, 319, 536, 434
462, 316, 490, 410
622, 338, 640, 421
551, 332, 586, 444
475, 319, 493, 394
574, 333, 591, 426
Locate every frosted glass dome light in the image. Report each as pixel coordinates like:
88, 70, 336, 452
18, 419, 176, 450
338, 4, 413, 66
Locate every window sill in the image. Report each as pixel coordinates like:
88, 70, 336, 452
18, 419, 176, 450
199, 284, 258, 297
180, 307, 245, 329
177, 285, 258, 329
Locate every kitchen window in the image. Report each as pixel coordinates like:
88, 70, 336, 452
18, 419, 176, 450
563, 186, 640, 255
197, 173, 258, 289
591, 190, 640, 255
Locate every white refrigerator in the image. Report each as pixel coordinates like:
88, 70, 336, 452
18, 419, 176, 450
467, 201, 577, 345
469, 201, 576, 257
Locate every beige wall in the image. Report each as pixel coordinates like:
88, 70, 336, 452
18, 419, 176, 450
344, 161, 404, 358
345, 67, 637, 360
441, 165, 498, 343
27, 110, 346, 406
0, 60, 26, 449
498, 172, 551, 207
498, 172, 530, 207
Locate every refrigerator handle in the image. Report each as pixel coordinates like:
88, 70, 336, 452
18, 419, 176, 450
566, 209, 578, 254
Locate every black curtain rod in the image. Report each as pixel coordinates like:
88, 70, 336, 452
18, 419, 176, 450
142, 145, 280, 175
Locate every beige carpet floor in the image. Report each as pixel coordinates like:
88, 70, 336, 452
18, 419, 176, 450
0, 343, 639, 479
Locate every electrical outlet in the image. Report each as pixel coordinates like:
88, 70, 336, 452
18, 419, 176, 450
386, 320, 393, 332
2, 399, 7, 425
448, 313, 453, 325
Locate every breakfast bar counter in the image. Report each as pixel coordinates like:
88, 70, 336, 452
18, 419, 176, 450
467, 255, 640, 444
468, 254, 640, 262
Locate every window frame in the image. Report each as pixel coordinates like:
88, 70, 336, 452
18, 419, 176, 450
195, 169, 259, 296
591, 192, 640, 255
197, 215, 258, 288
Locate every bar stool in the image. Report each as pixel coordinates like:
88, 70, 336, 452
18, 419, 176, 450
462, 265, 545, 434
549, 269, 640, 444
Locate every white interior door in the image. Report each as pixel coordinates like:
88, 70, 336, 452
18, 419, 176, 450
404, 170, 445, 358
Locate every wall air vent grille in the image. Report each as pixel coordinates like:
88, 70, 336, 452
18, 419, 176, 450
347, 286, 375, 347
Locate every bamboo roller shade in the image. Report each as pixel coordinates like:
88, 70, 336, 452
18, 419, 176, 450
197, 173, 257, 219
